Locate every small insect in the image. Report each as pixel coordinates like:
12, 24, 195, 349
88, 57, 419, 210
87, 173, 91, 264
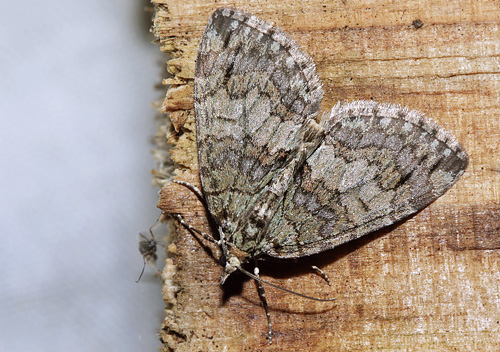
173, 7, 468, 342
136, 216, 163, 283
412, 19, 424, 29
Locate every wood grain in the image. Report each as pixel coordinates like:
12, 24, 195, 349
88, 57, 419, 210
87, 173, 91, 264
152, 1, 500, 350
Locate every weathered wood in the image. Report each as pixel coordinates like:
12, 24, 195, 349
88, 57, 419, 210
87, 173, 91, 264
152, 1, 500, 350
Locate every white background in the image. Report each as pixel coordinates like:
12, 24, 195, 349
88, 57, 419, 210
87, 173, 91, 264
0, 1, 166, 351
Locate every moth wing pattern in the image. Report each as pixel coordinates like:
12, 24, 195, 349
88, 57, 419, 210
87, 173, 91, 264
187, 6, 469, 342
262, 101, 468, 258
194, 7, 324, 248
194, 7, 468, 262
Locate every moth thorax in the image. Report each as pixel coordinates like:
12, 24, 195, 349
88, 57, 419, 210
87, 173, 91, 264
251, 204, 272, 228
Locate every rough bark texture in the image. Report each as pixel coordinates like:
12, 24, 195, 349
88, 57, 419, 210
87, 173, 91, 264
152, 1, 500, 351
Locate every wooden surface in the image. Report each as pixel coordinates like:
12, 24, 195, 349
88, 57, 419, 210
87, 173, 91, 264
152, 1, 500, 351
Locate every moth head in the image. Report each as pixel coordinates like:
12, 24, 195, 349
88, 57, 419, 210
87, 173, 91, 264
220, 255, 240, 285
219, 242, 249, 285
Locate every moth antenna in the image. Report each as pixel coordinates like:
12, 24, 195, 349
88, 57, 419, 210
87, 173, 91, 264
237, 266, 336, 302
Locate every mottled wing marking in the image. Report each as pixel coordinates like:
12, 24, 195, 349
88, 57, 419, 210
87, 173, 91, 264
194, 8, 468, 261
262, 101, 468, 258
194, 8, 324, 249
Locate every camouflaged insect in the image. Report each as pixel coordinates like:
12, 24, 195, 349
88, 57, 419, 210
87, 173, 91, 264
190, 7, 468, 340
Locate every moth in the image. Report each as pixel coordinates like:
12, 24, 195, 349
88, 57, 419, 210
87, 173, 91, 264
176, 7, 468, 342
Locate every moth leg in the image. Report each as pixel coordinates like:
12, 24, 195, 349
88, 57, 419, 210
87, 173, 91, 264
172, 181, 219, 244
173, 214, 218, 245
254, 264, 273, 344
311, 265, 331, 286
172, 180, 206, 206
